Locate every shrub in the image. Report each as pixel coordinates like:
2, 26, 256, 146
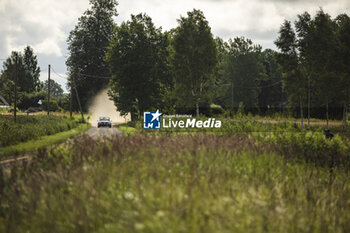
210, 104, 224, 115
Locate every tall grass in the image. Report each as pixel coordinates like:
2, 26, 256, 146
1, 134, 350, 233
0, 115, 79, 147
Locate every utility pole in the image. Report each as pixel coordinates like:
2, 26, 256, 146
74, 86, 84, 122
72, 76, 84, 122
69, 86, 73, 117
14, 54, 18, 123
308, 75, 310, 129
231, 81, 234, 115
47, 64, 51, 115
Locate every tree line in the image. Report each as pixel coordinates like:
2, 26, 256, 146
275, 10, 350, 127
67, 0, 349, 124
1, 0, 349, 126
65, 0, 286, 119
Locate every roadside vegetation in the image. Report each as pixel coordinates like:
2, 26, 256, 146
0, 114, 80, 147
0, 123, 90, 158
1, 132, 350, 233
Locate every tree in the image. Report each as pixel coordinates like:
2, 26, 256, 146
23, 46, 41, 92
43, 80, 64, 97
106, 14, 170, 119
213, 37, 229, 109
219, 37, 264, 112
307, 10, 340, 129
66, 0, 118, 111
171, 9, 217, 117
335, 14, 350, 128
258, 49, 285, 112
295, 12, 313, 128
1, 46, 41, 94
275, 20, 307, 127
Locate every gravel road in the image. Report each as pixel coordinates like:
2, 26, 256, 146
84, 126, 122, 140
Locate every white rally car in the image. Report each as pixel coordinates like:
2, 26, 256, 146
97, 116, 112, 128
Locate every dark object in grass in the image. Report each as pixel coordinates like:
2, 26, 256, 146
26, 107, 43, 115
324, 129, 334, 139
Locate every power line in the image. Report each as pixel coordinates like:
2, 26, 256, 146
79, 73, 110, 79
51, 66, 111, 80
51, 67, 68, 79
217, 80, 282, 89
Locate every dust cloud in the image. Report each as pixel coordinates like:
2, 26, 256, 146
88, 88, 131, 127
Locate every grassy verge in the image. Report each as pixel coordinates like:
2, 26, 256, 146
0, 123, 90, 158
0, 114, 82, 147
117, 123, 138, 136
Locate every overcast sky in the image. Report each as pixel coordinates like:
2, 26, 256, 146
1, 0, 349, 92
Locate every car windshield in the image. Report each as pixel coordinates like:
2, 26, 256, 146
99, 117, 110, 121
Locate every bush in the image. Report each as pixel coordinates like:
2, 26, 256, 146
253, 131, 350, 167
18, 91, 46, 110
42, 99, 60, 112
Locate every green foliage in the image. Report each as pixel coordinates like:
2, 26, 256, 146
42, 79, 64, 97
0, 123, 90, 157
275, 20, 307, 108
171, 9, 217, 116
335, 14, 350, 105
254, 131, 350, 167
56, 94, 71, 111
308, 10, 340, 108
42, 99, 60, 112
1, 134, 350, 232
66, 0, 118, 111
258, 49, 285, 110
17, 91, 46, 110
275, 10, 350, 122
0, 115, 79, 147
0, 46, 41, 96
210, 104, 224, 115
107, 13, 170, 119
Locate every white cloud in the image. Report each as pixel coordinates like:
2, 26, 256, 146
0, 0, 88, 58
34, 39, 64, 57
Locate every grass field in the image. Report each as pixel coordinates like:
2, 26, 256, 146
1, 116, 350, 233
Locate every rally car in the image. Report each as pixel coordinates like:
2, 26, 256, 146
97, 116, 112, 128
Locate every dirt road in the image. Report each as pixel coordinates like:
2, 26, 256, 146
84, 126, 122, 139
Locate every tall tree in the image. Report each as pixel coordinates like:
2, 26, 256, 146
308, 10, 340, 129
171, 9, 217, 117
43, 80, 64, 98
213, 37, 229, 108
220, 37, 264, 112
1, 47, 41, 94
106, 14, 170, 119
335, 13, 350, 128
295, 12, 312, 128
23, 46, 41, 92
259, 49, 285, 111
275, 20, 307, 127
66, 0, 118, 111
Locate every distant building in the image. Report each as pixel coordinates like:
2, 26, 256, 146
0, 95, 10, 109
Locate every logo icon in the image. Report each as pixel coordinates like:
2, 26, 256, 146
143, 110, 162, 129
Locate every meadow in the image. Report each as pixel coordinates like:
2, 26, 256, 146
1, 116, 350, 233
